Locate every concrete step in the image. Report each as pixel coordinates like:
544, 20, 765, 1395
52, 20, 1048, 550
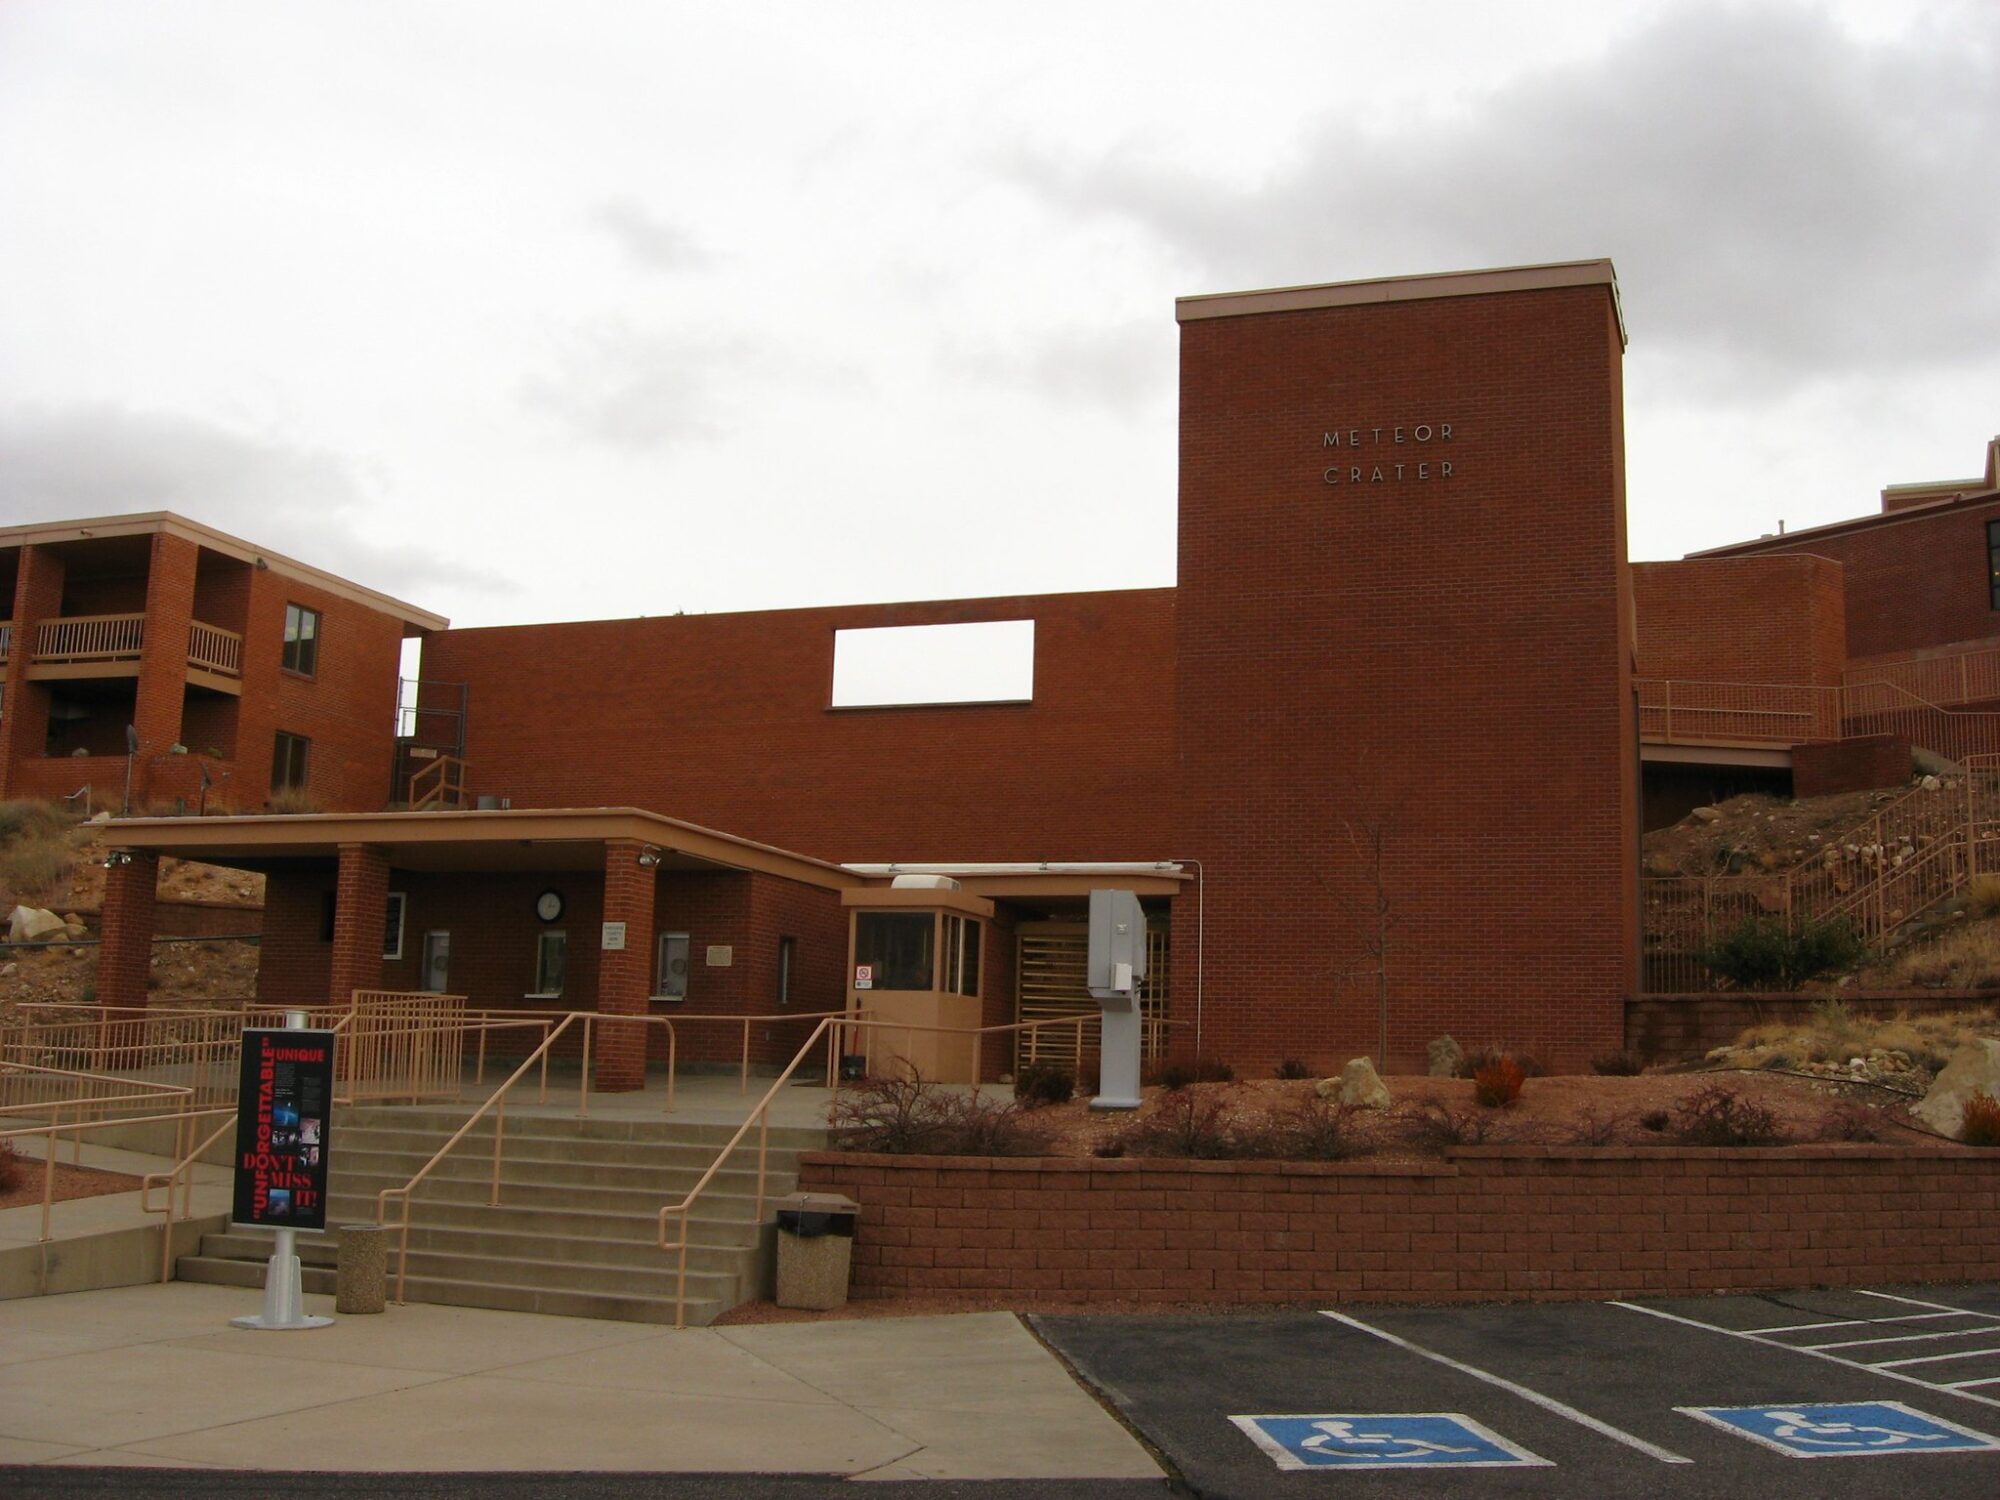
323, 1193, 765, 1249
336, 1126, 810, 1168
176, 1255, 338, 1298
325, 1170, 783, 1219
330, 1146, 795, 1195
333, 1108, 828, 1153
385, 1222, 759, 1277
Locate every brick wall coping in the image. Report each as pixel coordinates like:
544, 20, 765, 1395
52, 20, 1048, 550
1638, 989, 1995, 1005
808, 1142, 1991, 1173
801, 1151, 1456, 1179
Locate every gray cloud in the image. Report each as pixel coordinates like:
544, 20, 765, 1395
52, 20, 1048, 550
0, 405, 509, 607
590, 197, 712, 273
1002, 4, 2000, 392
941, 318, 1174, 416
520, 322, 747, 451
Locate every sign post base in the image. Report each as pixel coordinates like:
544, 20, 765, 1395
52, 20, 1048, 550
229, 1231, 333, 1332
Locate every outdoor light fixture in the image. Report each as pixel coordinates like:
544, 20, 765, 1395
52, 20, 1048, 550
636, 846, 663, 868
102, 851, 134, 868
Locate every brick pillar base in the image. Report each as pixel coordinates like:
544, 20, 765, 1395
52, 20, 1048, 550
97, 851, 159, 1014
595, 839, 659, 1092
328, 844, 389, 1009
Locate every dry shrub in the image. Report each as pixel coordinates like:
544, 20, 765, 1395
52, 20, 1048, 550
1968, 875, 2000, 918
1815, 1102, 1889, 1143
0, 799, 79, 901
1112, 1088, 1238, 1159
266, 787, 323, 815
1148, 1056, 1234, 1089
1671, 1085, 1783, 1147
1962, 1092, 2000, 1148
0, 1141, 21, 1194
1472, 1056, 1525, 1108
831, 1071, 1051, 1156
1591, 1050, 1644, 1077
1273, 1057, 1314, 1080
1397, 1100, 1495, 1153
1566, 1107, 1630, 1146
1639, 1109, 1671, 1134
1876, 923, 2000, 991
1012, 1061, 1075, 1108
1254, 1094, 1364, 1161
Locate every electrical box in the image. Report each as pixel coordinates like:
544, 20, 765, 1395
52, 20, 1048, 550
1087, 888, 1148, 1000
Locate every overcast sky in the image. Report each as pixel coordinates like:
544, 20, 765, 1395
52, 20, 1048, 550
1, 1, 1995, 635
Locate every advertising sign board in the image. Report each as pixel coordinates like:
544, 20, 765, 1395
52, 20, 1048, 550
232, 1028, 335, 1231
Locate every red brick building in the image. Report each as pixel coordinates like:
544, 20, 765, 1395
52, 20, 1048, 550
61, 262, 1661, 1080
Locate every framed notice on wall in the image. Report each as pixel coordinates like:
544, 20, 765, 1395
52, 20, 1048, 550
232, 1028, 335, 1232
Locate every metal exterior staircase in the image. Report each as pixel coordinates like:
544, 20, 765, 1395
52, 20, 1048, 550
175, 1104, 828, 1326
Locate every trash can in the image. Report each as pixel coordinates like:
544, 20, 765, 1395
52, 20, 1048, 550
335, 1223, 387, 1314
771, 1192, 859, 1311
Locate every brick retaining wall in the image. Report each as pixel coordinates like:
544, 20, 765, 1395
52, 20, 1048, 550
798, 1146, 1999, 1305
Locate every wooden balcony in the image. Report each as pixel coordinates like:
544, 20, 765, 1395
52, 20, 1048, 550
25, 613, 245, 693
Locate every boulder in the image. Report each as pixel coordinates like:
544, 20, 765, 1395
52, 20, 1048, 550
1690, 806, 1724, 823
1426, 1036, 1465, 1078
8, 906, 67, 943
1913, 1038, 2000, 1138
1324, 1056, 1390, 1110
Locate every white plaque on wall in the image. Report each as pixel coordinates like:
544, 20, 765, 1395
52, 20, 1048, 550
601, 921, 627, 951
706, 944, 734, 967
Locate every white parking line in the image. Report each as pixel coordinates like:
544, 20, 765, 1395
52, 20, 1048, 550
1613, 1301, 2000, 1415
1858, 1290, 2000, 1321
1320, 1311, 1693, 1464
1749, 1311, 1975, 1335
1876, 1347, 2000, 1370
1950, 1376, 2000, 1390
1802, 1328, 2000, 1352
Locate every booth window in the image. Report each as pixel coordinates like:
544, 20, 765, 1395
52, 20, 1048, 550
383, 892, 407, 960
271, 731, 310, 792
532, 931, 567, 996
1989, 520, 2000, 609
777, 936, 795, 1005
655, 931, 690, 1000
942, 914, 981, 996
282, 604, 321, 677
854, 911, 933, 990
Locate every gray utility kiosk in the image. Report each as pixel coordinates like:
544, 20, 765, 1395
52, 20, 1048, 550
1087, 888, 1147, 1110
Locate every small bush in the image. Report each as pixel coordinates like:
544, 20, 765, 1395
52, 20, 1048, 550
1012, 1061, 1075, 1108
1274, 1057, 1313, 1081
1671, 1084, 1783, 1147
1962, 1092, 2000, 1148
266, 788, 323, 815
1639, 1109, 1670, 1133
1815, 1102, 1888, 1143
1590, 1050, 1644, 1077
1968, 874, 2000, 918
1262, 1095, 1364, 1161
1398, 1100, 1494, 1153
830, 1070, 1047, 1155
1701, 914, 1863, 989
1148, 1055, 1234, 1090
1472, 1056, 1525, 1108
1566, 1107, 1629, 1147
0, 1141, 21, 1194
1112, 1089, 1238, 1159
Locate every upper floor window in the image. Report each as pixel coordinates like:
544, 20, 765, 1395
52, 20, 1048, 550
283, 604, 321, 677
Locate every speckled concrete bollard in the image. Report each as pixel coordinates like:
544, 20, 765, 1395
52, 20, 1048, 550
335, 1223, 387, 1314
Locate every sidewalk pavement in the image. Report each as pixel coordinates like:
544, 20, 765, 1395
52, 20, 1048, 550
0, 1283, 1162, 1480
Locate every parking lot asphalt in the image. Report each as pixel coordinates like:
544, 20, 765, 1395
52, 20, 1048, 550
1034, 1282, 2000, 1499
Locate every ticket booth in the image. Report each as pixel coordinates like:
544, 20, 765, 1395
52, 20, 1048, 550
843, 882, 993, 1083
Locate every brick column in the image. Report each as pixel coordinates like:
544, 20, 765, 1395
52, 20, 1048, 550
327, 844, 389, 1008
0, 544, 64, 792
595, 838, 659, 1092
130, 532, 199, 806
97, 850, 159, 1014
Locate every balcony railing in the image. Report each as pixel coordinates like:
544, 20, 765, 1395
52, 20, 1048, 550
28, 614, 243, 680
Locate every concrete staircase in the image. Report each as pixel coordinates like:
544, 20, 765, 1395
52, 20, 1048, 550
175, 1104, 827, 1326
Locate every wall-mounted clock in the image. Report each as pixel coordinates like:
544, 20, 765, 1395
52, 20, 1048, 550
536, 890, 564, 922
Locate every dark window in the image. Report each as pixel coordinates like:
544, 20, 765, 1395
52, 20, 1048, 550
854, 912, 933, 991
1989, 521, 2000, 609
319, 890, 336, 942
534, 931, 567, 996
282, 604, 320, 676
384, 892, 407, 960
777, 936, 795, 1006
272, 731, 310, 792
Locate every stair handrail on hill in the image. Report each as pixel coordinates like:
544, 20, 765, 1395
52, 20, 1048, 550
1642, 766, 2000, 991
407, 754, 471, 811
1845, 643, 2000, 708
1636, 675, 2000, 764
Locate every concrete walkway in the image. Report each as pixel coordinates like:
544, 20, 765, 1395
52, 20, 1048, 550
0, 1283, 1161, 1479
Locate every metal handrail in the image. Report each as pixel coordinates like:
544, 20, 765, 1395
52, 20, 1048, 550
655, 1009, 1109, 1329
139, 1111, 238, 1281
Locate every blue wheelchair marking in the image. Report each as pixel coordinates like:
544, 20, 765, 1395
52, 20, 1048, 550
1677, 1401, 2000, 1458
1230, 1412, 1551, 1471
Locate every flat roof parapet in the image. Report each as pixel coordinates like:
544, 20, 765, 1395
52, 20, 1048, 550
1175, 258, 1626, 348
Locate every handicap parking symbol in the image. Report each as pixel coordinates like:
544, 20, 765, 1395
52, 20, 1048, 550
1677, 1401, 2000, 1459
1231, 1413, 1552, 1471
